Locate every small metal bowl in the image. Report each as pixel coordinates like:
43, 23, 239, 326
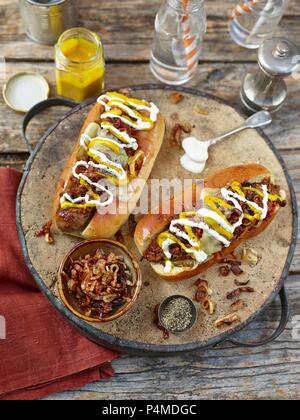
158, 295, 197, 334
58, 239, 142, 323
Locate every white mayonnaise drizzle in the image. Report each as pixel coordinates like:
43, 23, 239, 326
61, 192, 112, 208
164, 260, 173, 273
169, 220, 200, 248
197, 208, 234, 234
220, 188, 244, 229
60, 160, 114, 208
162, 238, 175, 260
80, 133, 91, 150
62, 92, 159, 209
222, 187, 269, 219
161, 235, 207, 273
261, 185, 269, 220
101, 123, 138, 149
160, 184, 270, 272
98, 95, 159, 122
170, 218, 231, 247
88, 149, 127, 180
101, 112, 152, 130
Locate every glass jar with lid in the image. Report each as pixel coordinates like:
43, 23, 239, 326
55, 27, 105, 101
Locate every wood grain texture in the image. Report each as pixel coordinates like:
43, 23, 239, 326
5, 147, 299, 272
1, 63, 300, 153
0, 0, 299, 401
43, 275, 300, 400
0, 0, 299, 62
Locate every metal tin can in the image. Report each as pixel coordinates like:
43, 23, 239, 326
19, 0, 78, 45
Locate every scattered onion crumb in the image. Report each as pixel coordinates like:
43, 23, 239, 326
241, 248, 261, 266
214, 313, 241, 329
231, 299, 245, 312
169, 92, 184, 104
170, 122, 192, 148
193, 105, 209, 115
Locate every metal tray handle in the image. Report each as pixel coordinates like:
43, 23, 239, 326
226, 286, 289, 348
20, 88, 292, 352
22, 97, 79, 154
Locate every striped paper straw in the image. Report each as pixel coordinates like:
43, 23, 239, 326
181, 14, 200, 72
182, 0, 200, 72
231, 0, 258, 20
172, 0, 201, 73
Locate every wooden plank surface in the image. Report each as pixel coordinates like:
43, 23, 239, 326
1, 62, 300, 271
45, 275, 300, 400
1, 62, 300, 153
1, 0, 300, 401
0, 0, 299, 62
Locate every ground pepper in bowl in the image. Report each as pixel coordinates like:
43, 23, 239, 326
158, 296, 196, 333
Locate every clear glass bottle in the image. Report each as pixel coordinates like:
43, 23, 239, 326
55, 27, 105, 101
150, 0, 207, 85
230, 0, 289, 49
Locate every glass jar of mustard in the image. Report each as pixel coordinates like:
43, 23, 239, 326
55, 27, 105, 101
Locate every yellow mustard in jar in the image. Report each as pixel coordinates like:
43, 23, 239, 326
55, 28, 105, 102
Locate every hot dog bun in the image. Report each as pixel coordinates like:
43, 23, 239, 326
134, 164, 284, 281
52, 96, 165, 239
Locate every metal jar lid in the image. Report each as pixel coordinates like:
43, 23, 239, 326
258, 37, 300, 78
3, 72, 49, 112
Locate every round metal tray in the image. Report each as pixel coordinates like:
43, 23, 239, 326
17, 85, 298, 355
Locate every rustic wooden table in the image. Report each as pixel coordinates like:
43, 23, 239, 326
1, 0, 300, 400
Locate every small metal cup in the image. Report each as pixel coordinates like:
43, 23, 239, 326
158, 295, 197, 334
19, 0, 78, 45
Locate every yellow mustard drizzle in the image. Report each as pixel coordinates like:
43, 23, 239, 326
204, 196, 234, 221
203, 217, 234, 239
60, 92, 157, 209
61, 202, 95, 209
107, 109, 122, 116
61, 180, 100, 209
128, 150, 145, 178
157, 232, 194, 255
101, 92, 152, 109
243, 186, 283, 202
88, 138, 121, 155
99, 92, 158, 132
107, 101, 153, 125
230, 181, 245, 197
179, 213, 202, 251
157, 181, 276, 272
229, 181, 265, 218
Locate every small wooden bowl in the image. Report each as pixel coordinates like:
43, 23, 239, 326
58, 239, 142, 323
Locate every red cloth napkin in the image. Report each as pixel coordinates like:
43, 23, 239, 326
0, 168, 119, 400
